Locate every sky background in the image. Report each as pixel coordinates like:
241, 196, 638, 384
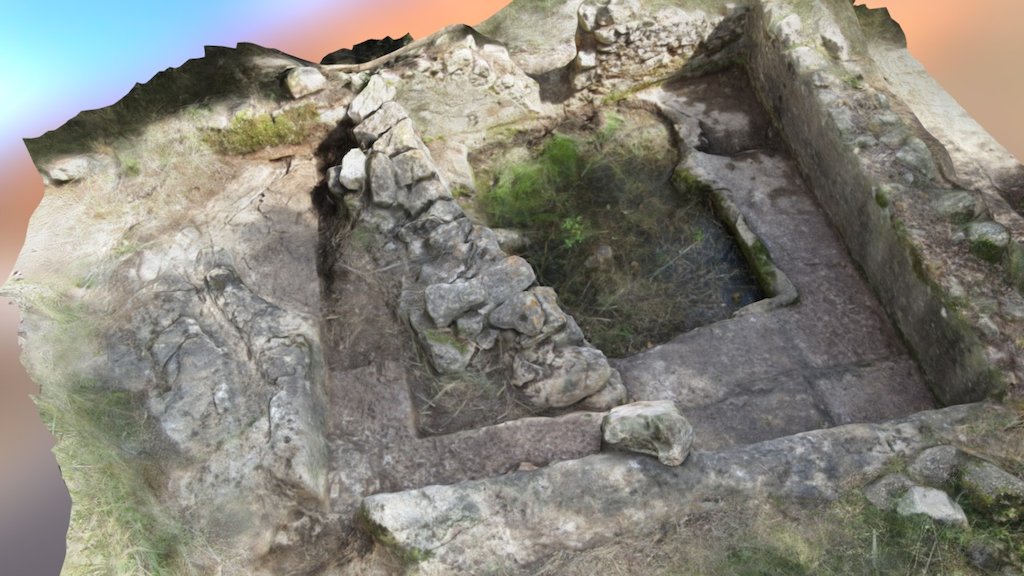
1, 0, 1022, 572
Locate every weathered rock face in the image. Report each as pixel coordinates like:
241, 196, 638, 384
10, 0, 1024, 574
570, 0, 715, 92
359, 405, 998, 574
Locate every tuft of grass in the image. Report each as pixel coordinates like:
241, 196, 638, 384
203, 104, 319, 155
476, 110, 762, 357
480, 134, 580, 229
412, 367, 535, 436
531, 492, 1011, 576
38, 383, 191, 576
120, 157, 141, 177
15, 288, 195, 575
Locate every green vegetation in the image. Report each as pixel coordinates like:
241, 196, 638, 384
560, 216, 588, 248
39, 383, 189, 575
873, 186, 890, 209
203, 104, 319, 155
955, 468, 1024, 565
120, 157, 141, 177
529, 492, 1022, 575
12, 287, 193, 575
476, 109, 761, 357
359, 504, 434, 568
424, 329, 472, 355
842, 72, 865, 90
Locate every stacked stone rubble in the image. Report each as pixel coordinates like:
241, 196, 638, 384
326, 74, 626, 410
572, 0, 716, 91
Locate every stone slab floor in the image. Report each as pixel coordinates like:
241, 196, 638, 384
623, 68, 937, 450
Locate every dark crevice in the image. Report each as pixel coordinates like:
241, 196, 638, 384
312, 119, 359, 292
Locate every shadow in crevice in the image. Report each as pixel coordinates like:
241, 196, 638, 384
529, 64, 575, 104
311, 118, 359, 292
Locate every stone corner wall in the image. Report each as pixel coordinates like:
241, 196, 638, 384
743, 0, 998, 405
326, 74, 627, 412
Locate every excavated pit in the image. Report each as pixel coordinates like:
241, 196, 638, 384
306, 60, 941, 458
310, 38, 941, 450
469, 105, 765, 359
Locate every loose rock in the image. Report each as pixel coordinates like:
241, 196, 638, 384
425, 280, 487, 327
602, 400, 694, 466
488, 291, 545, 336
908, 445, 962, 488
516, 345, 615, 408
965, 221, 1010, 263
895, 486, 967, 526
475, 256, 537, 307
284, 67, 327, 99
932, 191, 986, 224
44, 156, 92, 184
329, 148, 367, 195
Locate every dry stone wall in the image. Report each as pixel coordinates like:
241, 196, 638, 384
326, 74, 626, 410
571, 0, 716, 91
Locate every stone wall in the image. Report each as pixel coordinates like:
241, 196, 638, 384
571, 0, 716, 92
327, 74, 627, 411
743, 0, 996, 404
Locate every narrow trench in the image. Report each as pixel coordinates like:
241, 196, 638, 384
612, 65, 939, 449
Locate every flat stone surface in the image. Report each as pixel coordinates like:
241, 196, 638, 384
809, 359, 937, 425
896, 486, 968, 526
617, 69, 936, 448
362, 405, 981, 574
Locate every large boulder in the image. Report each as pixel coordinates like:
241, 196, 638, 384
348, 74, 398, 124
513, 345, 616, 408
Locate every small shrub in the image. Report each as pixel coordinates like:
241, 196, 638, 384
203, 104, 319, 154
561, 215, 588, 248
120, 157, 141, 177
